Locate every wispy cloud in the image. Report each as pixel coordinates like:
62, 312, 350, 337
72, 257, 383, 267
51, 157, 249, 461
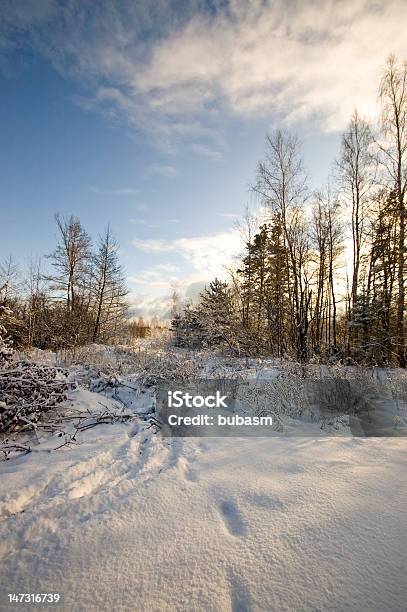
131, 229, 241, 278
127, 279, 208, 318
127, 293, 172, 319
4, 0, 407, 144
128, 263, 180, 287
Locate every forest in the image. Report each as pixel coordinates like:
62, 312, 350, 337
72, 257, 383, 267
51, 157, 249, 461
0, 216, 130, 352
173, 56, 407, 367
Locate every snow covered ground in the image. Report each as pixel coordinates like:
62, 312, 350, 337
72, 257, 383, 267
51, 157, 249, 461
1, 352, 406, 611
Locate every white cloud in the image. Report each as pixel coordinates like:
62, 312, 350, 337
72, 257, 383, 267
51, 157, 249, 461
131, 228, 241, 279
127, 293, 172, 319
128, 263, 180, 287
4, 0, 407, 143
135, 0, 403, 132
128, 277, 212, 318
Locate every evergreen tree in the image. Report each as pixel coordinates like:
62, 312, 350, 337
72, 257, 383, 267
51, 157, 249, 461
265, 214, 290, 356
171, 303, 204, 349
199, 279, 238, 350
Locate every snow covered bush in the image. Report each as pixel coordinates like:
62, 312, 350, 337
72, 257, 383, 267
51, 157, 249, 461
0, 362, 71, 435
0, 306, 71, 436
0, 305, 15, 367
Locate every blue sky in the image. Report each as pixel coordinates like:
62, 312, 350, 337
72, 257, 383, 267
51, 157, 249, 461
1, 0, 406, 316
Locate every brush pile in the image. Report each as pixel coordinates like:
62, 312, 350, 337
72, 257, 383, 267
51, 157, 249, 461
0, 305, 71, 435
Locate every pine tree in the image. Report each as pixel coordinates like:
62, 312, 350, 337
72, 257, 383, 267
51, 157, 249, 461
265, 214, 290, 356
358, 190, 398, 363
171, 303, 204, 349
199, 279, 238, 350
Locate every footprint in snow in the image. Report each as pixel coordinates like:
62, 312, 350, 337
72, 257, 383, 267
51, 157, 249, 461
228, 568, 252, 612
219, 500, 246, 537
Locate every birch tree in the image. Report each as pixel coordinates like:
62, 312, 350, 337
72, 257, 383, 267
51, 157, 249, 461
253, 130, 310, 360
336, 110, 374, 316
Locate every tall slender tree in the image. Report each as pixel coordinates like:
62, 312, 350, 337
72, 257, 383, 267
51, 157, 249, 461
379, 55, 407, 366
253, 130, 310, 360
91, 226, 127, 343
336, 110, 374, 316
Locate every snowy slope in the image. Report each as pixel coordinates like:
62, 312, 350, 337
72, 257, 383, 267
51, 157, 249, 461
0, 386, 406, 611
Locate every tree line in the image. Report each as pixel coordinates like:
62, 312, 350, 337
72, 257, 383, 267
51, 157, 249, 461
0, 215, 128, 352
173, 56, 407, 367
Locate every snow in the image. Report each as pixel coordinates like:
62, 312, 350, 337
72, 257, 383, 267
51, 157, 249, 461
1, 361, 407, 611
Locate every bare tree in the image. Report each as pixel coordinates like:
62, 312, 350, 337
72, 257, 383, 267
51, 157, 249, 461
92, 226, 127, 343
25, 256, 47, 347
311, 195, 329, 354
48, 214, 92, 313
326, 197, 344, 349
336, 110, 374, 314
253, 130, 310, 360
0, 256, 20, 306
